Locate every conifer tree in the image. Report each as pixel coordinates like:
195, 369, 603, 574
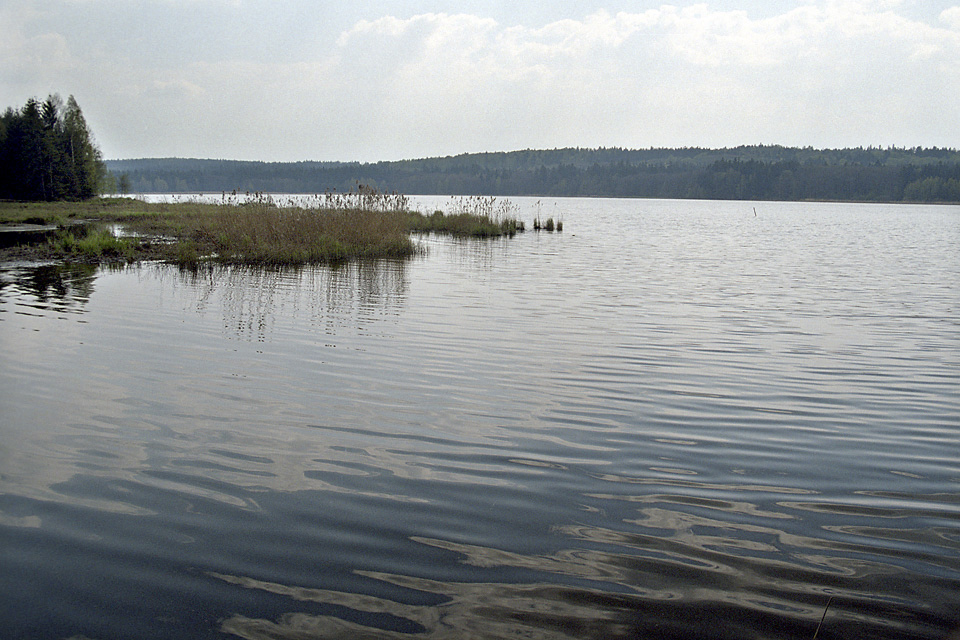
0, 94, 106, 201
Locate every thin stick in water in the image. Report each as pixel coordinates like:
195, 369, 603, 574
812, 596, 834, 639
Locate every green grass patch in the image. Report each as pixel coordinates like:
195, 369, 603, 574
47, 224, 138, 261
0, 198, 164, 226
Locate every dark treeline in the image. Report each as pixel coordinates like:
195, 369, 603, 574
1, 95, 108, 201
107, 145, 960, 203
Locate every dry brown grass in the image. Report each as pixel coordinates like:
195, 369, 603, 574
193, 201, 416, 265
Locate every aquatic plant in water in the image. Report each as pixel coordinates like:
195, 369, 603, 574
2, 188, 530, 266
407, 196, 525, 237
532, 200, 562, 232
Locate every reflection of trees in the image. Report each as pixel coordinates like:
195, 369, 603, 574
175, 260, 409, 342
2, 263, 99, 312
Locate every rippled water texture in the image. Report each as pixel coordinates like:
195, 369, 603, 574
1, 198, 958, 639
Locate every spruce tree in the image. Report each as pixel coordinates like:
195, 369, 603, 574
0, 94, 106, 201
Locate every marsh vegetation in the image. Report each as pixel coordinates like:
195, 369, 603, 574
0, 189, 527, 266
407, 195, 524, 237
532, 200, 562, 232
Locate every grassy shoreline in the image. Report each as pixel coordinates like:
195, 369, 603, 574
0, 193, 527, 266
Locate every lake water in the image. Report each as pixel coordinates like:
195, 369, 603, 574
1, 197, 958, 640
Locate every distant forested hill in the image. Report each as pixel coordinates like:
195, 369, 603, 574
106, 145, 960, 203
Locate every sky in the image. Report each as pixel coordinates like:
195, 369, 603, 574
2, 0, 958, 162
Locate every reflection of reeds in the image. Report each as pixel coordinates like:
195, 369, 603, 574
174, 259, 409, 341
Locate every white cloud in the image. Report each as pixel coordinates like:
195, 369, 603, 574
314, 5, 960, 156
941, 6, 960, 28
3, 1, 957, 160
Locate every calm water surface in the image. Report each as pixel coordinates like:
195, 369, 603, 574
1, 198, 958, 639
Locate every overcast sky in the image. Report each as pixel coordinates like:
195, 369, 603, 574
2, 0, 958, 161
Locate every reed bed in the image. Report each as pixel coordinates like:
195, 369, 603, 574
194, 201, 416, 265
1, 189, 527, 266
407, 196, 525, 237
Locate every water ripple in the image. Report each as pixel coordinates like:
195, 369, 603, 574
2, 199, 958, 639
